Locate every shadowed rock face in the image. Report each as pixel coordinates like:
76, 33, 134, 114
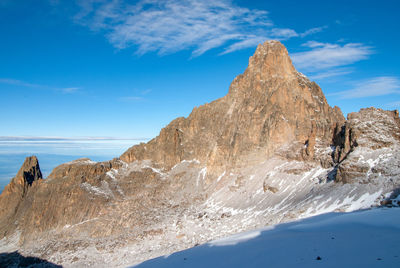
0, 156, 42, 237
120, 41, 345, 173
7, 156, 42, 193
0, 41, 399, 267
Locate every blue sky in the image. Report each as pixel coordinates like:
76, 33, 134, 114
1, 0, 399, 139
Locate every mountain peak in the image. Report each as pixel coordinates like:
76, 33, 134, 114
121, 40, 345, 172
0, 156, 42, 232
227, 40, 303, 98
248, 40, 296, 78
1, 156, 42, 199
14, 156, 42, 188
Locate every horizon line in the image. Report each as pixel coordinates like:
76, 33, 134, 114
0, 136, 151, 141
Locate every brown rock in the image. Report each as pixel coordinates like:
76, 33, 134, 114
0, 156, 42, 237
263, 183, 278, 193
121, 40, 345, 174
0, 157, 124, 241
3, 156, 42, 196
334, 107, 400, 183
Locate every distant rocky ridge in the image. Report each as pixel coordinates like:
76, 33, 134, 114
0, 41, 399, 267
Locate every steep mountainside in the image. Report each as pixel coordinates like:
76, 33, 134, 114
121, 41, 344, 173
0, 41, 399, 267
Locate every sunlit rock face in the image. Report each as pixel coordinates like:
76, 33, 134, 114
121, 40, 345, 173
334, 108, 400, 183
0, 156, 42, 237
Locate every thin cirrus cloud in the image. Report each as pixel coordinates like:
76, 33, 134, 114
0, 78, 80, 94
74, 0, 325, 57
299, 26, 327, 38
292, 41, 373, 71
117, 89, 152, 102
329, 76, 400, 99
308, 68, 353, 80
0, 78, 43, 88
291, 41, 374, 80
118, 96, 144, 102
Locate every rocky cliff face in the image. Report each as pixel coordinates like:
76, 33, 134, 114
0, 156, 42, 237
0, 157, 124, 242
0, 41, 399, 267
334, 108, 400, 183
120, 41, 344, 173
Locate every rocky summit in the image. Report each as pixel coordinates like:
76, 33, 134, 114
0, 41, 399, 267
121, 40, 344, 172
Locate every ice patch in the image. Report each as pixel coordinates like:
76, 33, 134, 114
344, 190, 382, 212
106, 169, 118, 180
196, 167, 207, 187
81, 181, 113, 198
63, 218, 99, 229
142, 165, 164, 176
217, 171, 226, 182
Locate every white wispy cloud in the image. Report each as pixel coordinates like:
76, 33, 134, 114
330, 76, 400, 99
0, 78, 42, 88
141, 89, 152, 95
309, 68, 353, 80
299, 26, 327, 38
74, 0, 325, 56
267, 26, 326, 41
117, 88, 152, 102
0, 78, 80, 94
220, 35, 267, 55
270, 28, 298, 39
118, 96, 144, 102
61, 87, 80, 93
292, 41, 373, 72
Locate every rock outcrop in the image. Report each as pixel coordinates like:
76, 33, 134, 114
0, 41, 399, 267
0, 156, 42, 236
334, 108, 400, 183
0, 157, 125, 242
121, 41, 345, 174
3, 156, 42, 196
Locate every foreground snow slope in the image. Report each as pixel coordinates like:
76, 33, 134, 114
134, 208, 400, 268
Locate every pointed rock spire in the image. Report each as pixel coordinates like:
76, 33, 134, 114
249, 40, 296, 77
14, 156, 42, 187
2, 156, 42, 197
0, 156, 43, 230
